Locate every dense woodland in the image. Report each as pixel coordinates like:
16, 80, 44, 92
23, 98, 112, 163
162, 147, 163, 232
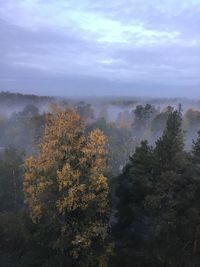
1, 92, 200, 266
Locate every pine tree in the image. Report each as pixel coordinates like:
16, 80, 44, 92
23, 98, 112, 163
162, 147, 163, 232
114, 110, 197, 266
154, 110, 185, 173
24, 106, 109, 264
116, 140, 154, 228
113, 141, 155, 266
144, 110, 199, 266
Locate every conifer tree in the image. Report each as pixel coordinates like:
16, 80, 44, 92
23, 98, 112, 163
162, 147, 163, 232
117, 140, 154, 228
154, 110, 185, 173
144, 111, 199, 266
114, 110, 196, 266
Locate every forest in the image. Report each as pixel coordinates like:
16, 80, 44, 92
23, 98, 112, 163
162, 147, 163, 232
1, 91, 200, 266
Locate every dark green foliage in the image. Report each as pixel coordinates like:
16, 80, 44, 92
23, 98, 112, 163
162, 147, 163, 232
0, 148, 24, 213
150, 106, 173, 144
0, 117, 6, 145
154, 110, 185, 173
114, 110, 200, 267
117, 140, 154, 227
2, 94, 200, 266
192, 130, 200, 161
183, 109, 200, 150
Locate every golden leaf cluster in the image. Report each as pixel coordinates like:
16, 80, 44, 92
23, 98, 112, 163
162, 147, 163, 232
24, 106, 109, 257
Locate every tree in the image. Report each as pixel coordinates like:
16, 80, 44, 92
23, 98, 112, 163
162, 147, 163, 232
86, 118, 135, 175
114, 110, 199, 267
24, 106, 109, 266
183, 109, 200, 150
0, 148, 28, 267
76, 102, 95, 124
154, 110, 185, 173
116, 110, 132, 129
0, 147, 24, 213
113, 141, 155, 266
133, 104, 157, 141
5, 105, 41, 153
0, 115, 6, 146
143, 111, 200, 266
117, 140, 154, 228
150, 107, 173, 145
192, 130, 200, 161
98, 105, 109, 121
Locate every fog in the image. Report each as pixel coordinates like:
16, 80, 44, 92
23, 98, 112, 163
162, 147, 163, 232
1, 1, 200, 266
1, 92, 200, 160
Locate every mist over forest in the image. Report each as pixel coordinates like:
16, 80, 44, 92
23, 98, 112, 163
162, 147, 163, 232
1, 90, 200, 267
1, 91, 200, 156
1, 0, 200, 265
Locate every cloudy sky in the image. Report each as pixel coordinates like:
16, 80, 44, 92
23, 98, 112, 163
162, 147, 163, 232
0, 0, 200, 97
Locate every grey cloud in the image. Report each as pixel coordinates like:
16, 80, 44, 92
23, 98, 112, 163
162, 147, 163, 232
0, 0, 200, 97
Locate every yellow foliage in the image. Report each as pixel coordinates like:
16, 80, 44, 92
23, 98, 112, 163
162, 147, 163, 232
24, 106, 109, 258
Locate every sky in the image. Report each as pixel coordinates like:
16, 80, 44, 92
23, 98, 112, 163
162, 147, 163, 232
0, 0, 200, 97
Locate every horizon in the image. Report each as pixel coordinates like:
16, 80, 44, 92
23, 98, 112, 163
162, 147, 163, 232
1, 90, 200, 103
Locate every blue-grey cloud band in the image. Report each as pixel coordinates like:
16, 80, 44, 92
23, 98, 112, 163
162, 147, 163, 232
0, 0, 200, 97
